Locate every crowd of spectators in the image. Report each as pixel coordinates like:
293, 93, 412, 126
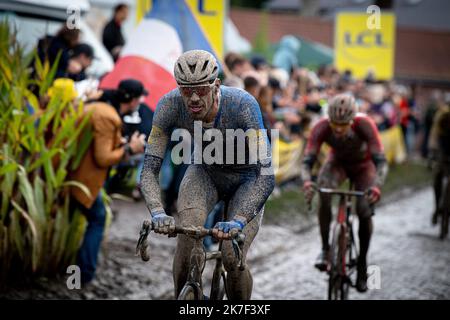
222, 50, 437, 159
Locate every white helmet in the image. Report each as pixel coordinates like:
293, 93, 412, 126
174, 50, 219, 85
328, 93, 357, 124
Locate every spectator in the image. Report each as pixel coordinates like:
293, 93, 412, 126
243, 75, 261, 99
257, 86, 276, 141
69, 80, 146, 284
250, 55, 270, 86
102, 3, 129, 62
35, 25, 81, 79
367, 84, 395, 131
273, 35, 301, 75
97, 79, 150, 200
68, 43, 95, 82
227, 53, 253, 78
251, 55, 269, 72
422, 90, 443, 157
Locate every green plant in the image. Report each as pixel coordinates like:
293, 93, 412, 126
0, 21, 96, 284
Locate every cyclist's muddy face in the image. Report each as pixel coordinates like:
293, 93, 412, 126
330, 121, 352, 138
179, 82, 217, 120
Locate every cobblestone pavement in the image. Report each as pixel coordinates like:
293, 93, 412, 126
2, 187, 449, 299
250, 187, 450, 299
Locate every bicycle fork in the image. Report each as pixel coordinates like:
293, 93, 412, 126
186, 240, 207, 297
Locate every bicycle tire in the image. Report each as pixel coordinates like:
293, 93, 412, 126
210, 266, 226, 300
178, 283, 201, 300
328, 223, 350, 300
328, 273, 341, 300
440, 180, 450, 240
328, 223, 341, 300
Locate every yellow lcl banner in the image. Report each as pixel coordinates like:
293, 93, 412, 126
334, 12, 396, 80
135, 0, 225, 61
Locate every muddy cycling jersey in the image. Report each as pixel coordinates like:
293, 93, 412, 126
140, 86, 274, 222
301, 114, 388, 187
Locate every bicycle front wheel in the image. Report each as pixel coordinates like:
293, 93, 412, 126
328, 224, 350, 300
178, 284, 201, 300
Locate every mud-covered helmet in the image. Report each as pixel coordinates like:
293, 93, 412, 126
328, 93, 357, 124
174, 50, 219, 85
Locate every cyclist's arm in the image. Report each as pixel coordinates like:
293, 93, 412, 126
300, 119, 328, 182
235, 95, 275, 223
140, 97, 174, 217
355, 116, 388, 187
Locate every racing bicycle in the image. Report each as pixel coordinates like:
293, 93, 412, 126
136, 216, 245, 300
316, 187, 367, 300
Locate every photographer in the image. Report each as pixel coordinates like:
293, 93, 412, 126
69, 79, 146, 284
98, 79, 151, 200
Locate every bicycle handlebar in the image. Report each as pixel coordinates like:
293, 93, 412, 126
135, 220, 246, 269
306, 187, 366, 211
317, 188, 366, 197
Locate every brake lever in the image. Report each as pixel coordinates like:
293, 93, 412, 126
136, 220, 151, 261
231, 232, 246, 271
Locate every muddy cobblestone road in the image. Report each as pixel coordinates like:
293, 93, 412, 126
3, 187, 450, 299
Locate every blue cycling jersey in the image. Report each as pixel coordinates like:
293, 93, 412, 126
140, 86, 274, 221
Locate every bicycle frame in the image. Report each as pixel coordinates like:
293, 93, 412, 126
135, 216, 245, 300
181, 234, 226, 300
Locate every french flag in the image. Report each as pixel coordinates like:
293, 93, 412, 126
100, 0, 218, 110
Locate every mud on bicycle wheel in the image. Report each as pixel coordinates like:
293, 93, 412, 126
328, 273, 349, 300
178, 283, 202, 300
328, 224, 350, 300
210, 267, 227, 300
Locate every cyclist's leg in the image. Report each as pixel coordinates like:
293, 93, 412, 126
220, 192, 262, 300
173, 164, 218, 298
351, 160, 376, 291
317, 159, 347, 251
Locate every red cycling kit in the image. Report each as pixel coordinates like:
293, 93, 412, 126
301, 114, 388, 218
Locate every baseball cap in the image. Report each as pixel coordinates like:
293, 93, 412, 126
118, 79, 149, 100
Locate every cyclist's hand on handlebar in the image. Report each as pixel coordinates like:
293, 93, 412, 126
366, 186, 381, 204
212, 216, 246, 240
303, 180, 317, 203
151, 211, 175, 235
